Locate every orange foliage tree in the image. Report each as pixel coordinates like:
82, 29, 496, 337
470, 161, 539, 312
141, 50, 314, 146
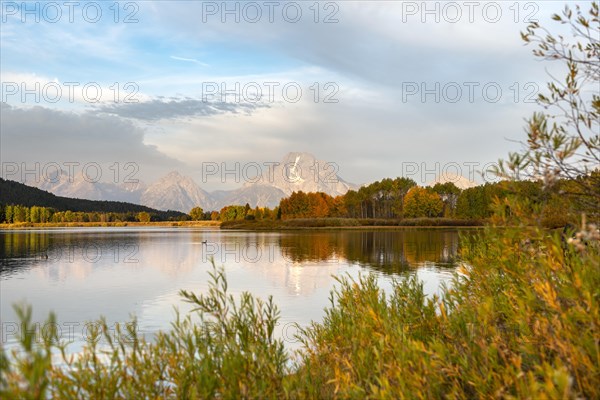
279, 191, 337, 219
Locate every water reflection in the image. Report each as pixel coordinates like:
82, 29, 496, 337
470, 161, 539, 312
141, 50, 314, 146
279, 230, 460, 274
0, 227, 469, 352
1, 228, 463, 278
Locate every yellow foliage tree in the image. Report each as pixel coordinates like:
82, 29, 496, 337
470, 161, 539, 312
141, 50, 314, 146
403, 187, 443, 218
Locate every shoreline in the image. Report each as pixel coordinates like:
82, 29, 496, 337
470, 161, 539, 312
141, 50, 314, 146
0, 221, 221, 230
220, 218, 485, 230
222, 225, 486, 231
0, 218, 487, 231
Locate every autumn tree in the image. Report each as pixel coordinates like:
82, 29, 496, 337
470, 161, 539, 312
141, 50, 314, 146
403, 187, 443, 218
308, 192, 332, 218
280, 191, 310, 219
279, 191, 338, 219
12, 206, 26, 222
4, 205, 13, 223
219, 206, 246, 221
431, 182, 461, 217
390, 177, 417, 218
137, 212, 151, 223
329, 195, 347, 217
456, 186, 489, 219
343, 190, 362, 218
189, 206, 204, 221
343, 177, 415, 219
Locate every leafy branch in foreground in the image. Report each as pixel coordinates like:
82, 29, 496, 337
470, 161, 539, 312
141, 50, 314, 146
495, 2, 599, 210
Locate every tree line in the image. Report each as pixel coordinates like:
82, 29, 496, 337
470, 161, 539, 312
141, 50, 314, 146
3, 175, 593, 227
202, 174, 597, 228
0, 205, 164, 224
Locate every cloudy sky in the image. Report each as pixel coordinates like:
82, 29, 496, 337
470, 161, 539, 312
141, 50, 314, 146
0, 1, 583, 189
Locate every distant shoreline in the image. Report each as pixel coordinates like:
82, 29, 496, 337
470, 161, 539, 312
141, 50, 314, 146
0, 218, 487, 231
223, 225, 485, 231
0, 221, 221, 230
220, 218, 485, 230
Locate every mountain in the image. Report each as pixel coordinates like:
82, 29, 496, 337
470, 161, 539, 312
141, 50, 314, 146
140, 171, 215, 213
428, 173, 477, 190
16, 153, 358, 212
253, 152, 357, 197
0, 178, 185, 219
216, 184, 287, 209
208, 152, 356, 209
28, 169, 146, 203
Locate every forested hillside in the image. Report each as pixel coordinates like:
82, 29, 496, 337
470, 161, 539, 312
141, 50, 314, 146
0, 178, 185, 220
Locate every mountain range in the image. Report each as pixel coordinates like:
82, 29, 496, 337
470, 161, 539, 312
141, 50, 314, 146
20, 152, 358, 213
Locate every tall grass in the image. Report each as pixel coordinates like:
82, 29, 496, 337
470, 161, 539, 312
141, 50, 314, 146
293, 225, 599, 398
1, 225, 598, 398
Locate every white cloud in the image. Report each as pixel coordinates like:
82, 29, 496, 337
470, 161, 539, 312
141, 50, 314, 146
0, 103, 182, 182
1, 0, 583, 188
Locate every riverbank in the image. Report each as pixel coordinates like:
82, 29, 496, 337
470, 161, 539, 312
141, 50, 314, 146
221, 217, 484, 230
0, 218, 484, 231
0, 220, 221, 229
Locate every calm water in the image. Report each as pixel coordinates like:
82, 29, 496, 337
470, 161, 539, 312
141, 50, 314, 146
1, 227, 468, 353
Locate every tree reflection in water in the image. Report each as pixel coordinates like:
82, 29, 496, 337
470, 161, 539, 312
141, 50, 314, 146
279, 229, 468, 275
